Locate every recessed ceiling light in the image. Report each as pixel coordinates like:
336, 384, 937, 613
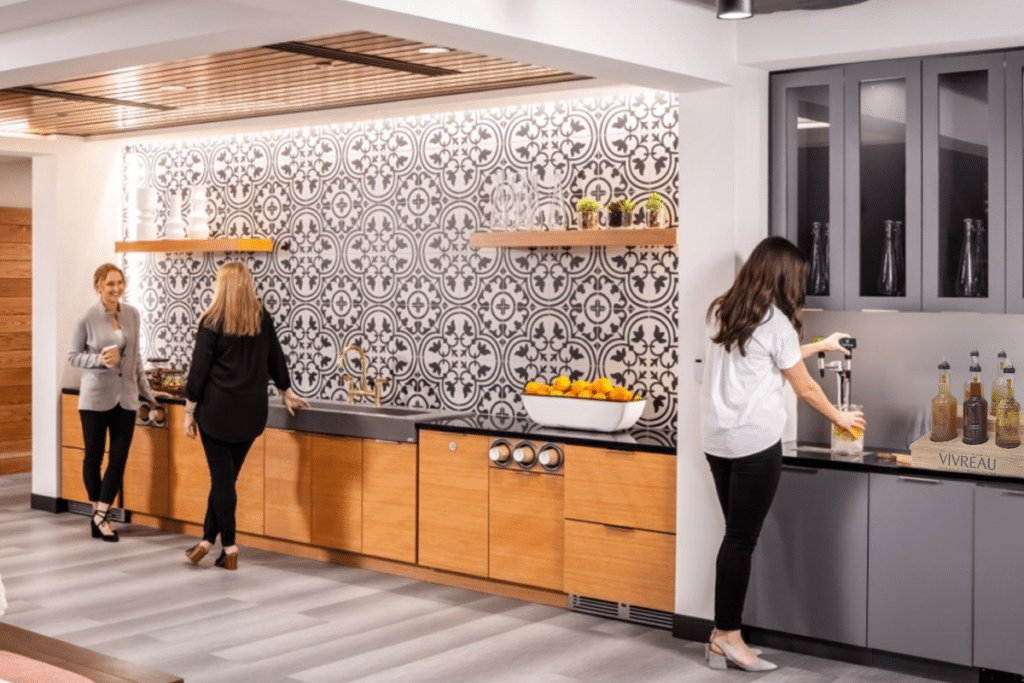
417, 46, 450, 54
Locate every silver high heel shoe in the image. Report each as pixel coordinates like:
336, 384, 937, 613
705, 642, 760, 663
709, 637, 777, 672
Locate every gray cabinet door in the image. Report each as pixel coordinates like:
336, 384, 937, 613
974, 483, 1024, 675
1005, 50, 1024, 314
867, 473, 974, 664
744, 464, 868, 645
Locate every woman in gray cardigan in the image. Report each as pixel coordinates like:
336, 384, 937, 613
68, 263, 157, 541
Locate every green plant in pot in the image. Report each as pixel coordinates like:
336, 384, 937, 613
577, 197, 601, 230
607, 198, 635, 228
645, 192, 664, 228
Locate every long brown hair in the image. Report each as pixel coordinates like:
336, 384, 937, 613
706, 236, 808, 355
199, 262, 263, 336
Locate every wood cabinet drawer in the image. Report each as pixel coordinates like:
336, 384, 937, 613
61, 394, 84, 449
60, 446, 91, 504
564, 446, 676, 533
564, 519, 675, 612
264, 428, 311, 543
122, 426, 169, 517
310, 434, 362, 553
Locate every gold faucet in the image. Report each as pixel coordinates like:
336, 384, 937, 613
338, 343, 387, 406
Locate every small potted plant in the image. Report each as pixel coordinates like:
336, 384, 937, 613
607, 198, 635, 228
645, 192, 664, 228
577, 197, 601, 230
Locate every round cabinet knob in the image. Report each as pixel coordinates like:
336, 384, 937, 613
489, 442, 512, 464
538, 445, 562, 470
449, 442, 458, 451
150, 404, 166, 425
513, 443, 536, 467
137, 403, 151, 424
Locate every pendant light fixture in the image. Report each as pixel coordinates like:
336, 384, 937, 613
717, 0, 753, 19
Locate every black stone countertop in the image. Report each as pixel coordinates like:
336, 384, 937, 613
418, 413, 677, 456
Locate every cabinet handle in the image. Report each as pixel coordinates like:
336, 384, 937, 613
449, 442, 457, 451
898, 475, 942, 485
782, 465, 819, 474
1000, 490, 1024, 498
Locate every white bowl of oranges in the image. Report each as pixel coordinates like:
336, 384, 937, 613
521, 376, 645, 432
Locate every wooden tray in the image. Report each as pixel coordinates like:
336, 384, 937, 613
908, 431, 1024, 478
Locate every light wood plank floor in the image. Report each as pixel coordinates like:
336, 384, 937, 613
0, 473, 936, 683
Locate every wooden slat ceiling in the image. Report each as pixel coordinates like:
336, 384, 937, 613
0, 31, 590, 137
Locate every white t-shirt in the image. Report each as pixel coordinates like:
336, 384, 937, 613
701, 305, 803, 458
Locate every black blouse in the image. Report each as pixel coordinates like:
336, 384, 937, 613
185, 308, 291, 443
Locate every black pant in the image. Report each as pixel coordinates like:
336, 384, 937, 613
199, 429, 255, 547
706, 441, 783, 631
79, 406, 137, 505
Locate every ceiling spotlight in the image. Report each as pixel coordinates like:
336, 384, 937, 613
717, 0, 753, 19
417, 46, 451, 54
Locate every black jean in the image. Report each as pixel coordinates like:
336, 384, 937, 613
79, 406, 137, 505
198, 429, 256, 548
706, 440, 783, 631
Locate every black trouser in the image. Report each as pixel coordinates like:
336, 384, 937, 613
199, 429, 255, 548
79, 406, 137, 505
706, 440, 783, 631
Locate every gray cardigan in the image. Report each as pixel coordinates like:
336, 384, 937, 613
68, 301, 154, 411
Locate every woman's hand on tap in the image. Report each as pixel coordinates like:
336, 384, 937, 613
819, 332, 853, 356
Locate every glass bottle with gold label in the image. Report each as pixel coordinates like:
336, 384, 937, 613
996, 362, 1020, 449
991, 348, 1008, 416
965, 348, 980, 401
931, 359, 958, 442
963, 361, 988, 445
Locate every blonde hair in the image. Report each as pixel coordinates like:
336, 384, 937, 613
199, 262, 263, 336
93, 263, 125, 289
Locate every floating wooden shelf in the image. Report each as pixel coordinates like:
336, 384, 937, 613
468, 228, 677, 249
115, 238, 274, 253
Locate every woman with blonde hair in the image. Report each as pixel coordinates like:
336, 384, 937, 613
69, 262, 158, 541
183, 261, 307, 569
701, 236, 864, 671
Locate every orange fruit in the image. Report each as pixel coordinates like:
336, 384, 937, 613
592, 392, 608, 400
570, 379, 591, 394
551, 375, 571, 392
578, 389, 594, 399
592, 377, 613, 394
608, 386, 631, 402
524, 381, 545, 395
550, 389, 565, 397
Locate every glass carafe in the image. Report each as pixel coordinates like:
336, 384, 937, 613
995, 364, 1020, 449
808, 221, 829, 296
930, 360, 958, 442
956, 218, 984, 297
877, 219, 901, 296
962, 362, 989, 445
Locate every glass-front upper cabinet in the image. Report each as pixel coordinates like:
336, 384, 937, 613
1006, 51, 1024, 314
770, 68, 845, 310
922, 53, 1006, 313
843, 59, 922, 311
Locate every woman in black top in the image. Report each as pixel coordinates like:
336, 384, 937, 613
182, 262, 308, 569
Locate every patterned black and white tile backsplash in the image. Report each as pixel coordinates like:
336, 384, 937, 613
123, 89, 679, 432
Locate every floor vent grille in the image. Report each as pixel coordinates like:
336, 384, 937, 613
569, 595, 672, 630
67, 501, 128, 523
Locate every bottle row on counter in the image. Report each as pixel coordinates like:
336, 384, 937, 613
931, 348, 1021, 448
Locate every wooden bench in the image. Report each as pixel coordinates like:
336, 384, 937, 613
0, 623, 182, 683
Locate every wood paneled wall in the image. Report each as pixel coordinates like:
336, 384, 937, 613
0, 207, 31, 473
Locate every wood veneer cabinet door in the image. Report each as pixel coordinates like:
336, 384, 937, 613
122, 426, 169, 517
60, 446, 90, 504
564, 446, 676, 533
488, 468, 563, 591
236, 433, 265, 535
362, 439, 416, 563
564, 519, 675, 612
61, 394, 85, 449
310, 434, 362, 552
418, 430, 489, 576
264, 428, 312, 543
167, 404, 208, 524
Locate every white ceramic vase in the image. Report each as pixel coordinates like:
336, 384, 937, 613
136, 187, 158, 240
163, 191, 187, 239
186, 185, 211, 239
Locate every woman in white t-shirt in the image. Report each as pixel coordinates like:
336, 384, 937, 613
701, 236, 864, 672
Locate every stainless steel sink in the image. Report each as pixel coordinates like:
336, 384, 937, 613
267, 399, 470, 442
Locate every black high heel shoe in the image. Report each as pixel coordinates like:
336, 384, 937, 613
91, 508, 119, 542
215, 550, 237, 570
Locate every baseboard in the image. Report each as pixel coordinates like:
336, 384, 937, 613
30, 494, 66, 513
673, 614, 991, 683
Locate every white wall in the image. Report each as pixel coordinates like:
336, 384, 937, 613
0, 159, 32, 207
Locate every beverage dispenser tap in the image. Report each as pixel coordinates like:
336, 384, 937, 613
813, 336, 827, 377
823, 337, 856, 409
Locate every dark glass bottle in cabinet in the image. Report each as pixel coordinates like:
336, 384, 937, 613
844, 59, 922, 311
922, 53, 1005, 312
1005, 50, 1024, 314
770, 68, 845, 310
